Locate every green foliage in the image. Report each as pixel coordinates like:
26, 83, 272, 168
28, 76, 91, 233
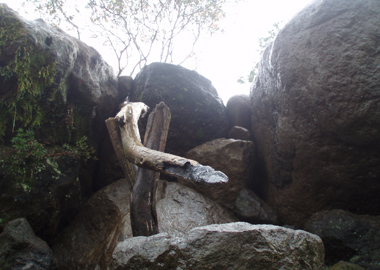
0, 7, 59, 139
23, 0, 233, 75
0, 128, 95, 191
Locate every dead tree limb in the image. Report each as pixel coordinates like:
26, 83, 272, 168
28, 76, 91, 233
105, 118, 135, 187
131, 102, 170, 236
111, 102, 228, 185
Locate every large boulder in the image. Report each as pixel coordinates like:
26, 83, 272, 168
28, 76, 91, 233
0, 4, 123, 145
51, 179, 236, 269
0, 218, 55, 270
185, 138, 254, 210
111, 222, 325, 270
120, 181, 238, 240
0, 5, 125, 241
52, 179, 131, 270
130, 62, 228, 156
250, 0, 380, 226
305, 209, 380, 269
155, 181, 237, 236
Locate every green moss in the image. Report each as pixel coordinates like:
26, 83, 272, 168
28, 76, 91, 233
0, 6, 67, 142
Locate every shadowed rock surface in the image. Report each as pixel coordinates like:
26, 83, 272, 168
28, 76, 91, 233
52, 179, 131, 270
305, 209, 380, 269
250, 0, 380, 227
0, 4, 125, 241
111, 222, 325, 270
0, 218, 55, 270
185, 138, 254, 210
235, 188, 278, 225
130, 62, 228, 156
226, 94, 251, 131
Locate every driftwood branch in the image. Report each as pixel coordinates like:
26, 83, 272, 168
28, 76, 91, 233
111, 102, 228, 185
131, 102, 171, 236
105, 118, 135, 187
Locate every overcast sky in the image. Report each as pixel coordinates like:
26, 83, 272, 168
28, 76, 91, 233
1, 0, 313, 104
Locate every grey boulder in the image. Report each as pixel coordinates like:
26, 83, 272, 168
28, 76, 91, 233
111, 222, 325, 270
250, 0, 380, 226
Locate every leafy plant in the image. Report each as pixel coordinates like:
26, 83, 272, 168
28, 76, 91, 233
0, 128, 95, 191
23, 0, 234, 76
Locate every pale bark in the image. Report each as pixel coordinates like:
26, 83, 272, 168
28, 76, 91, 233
108, 102, 228, 185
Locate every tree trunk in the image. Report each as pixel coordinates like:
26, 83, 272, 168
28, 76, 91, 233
131, 102, 171, 236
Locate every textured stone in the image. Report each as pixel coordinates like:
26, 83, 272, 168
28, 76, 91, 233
130, 62, 228, 156
0, 5, 125, 242
235, 188, 278, 225
0, 4, 123, 145
155, 181, 237, 236
185, 138, 254, 209
0, 218, 55, 270
52, 179, 131, 270
250, 0, 380, 226
119, 181, 237, 240
111, 222, 325, 270
305, 209, 380, 269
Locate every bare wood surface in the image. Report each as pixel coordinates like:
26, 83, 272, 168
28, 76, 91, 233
131, 102, 171, 236
105, 118, 135, 187
113, 102, 228, 185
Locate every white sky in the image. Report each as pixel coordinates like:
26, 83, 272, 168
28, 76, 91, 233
1, 0, 313, 104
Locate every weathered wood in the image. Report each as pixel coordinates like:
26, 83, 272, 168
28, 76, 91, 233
131, 102, 171, 236
105, 118, 135, 187
115, 102, 228, 185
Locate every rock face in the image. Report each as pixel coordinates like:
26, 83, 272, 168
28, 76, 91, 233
185, 138, 254, 209
0, 4, 123, 145
0, 218, 55, 270
130, 62, 228, 156
305, 209, 380, 269
111, 222, 325, 270
0, 5, 125, 241
250, 0, 380, 226
52, 179, 131, 270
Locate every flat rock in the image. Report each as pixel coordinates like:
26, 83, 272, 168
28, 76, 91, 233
111, 222, 325, 270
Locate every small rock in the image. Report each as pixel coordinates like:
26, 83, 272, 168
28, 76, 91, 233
235, 188, 278, 225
